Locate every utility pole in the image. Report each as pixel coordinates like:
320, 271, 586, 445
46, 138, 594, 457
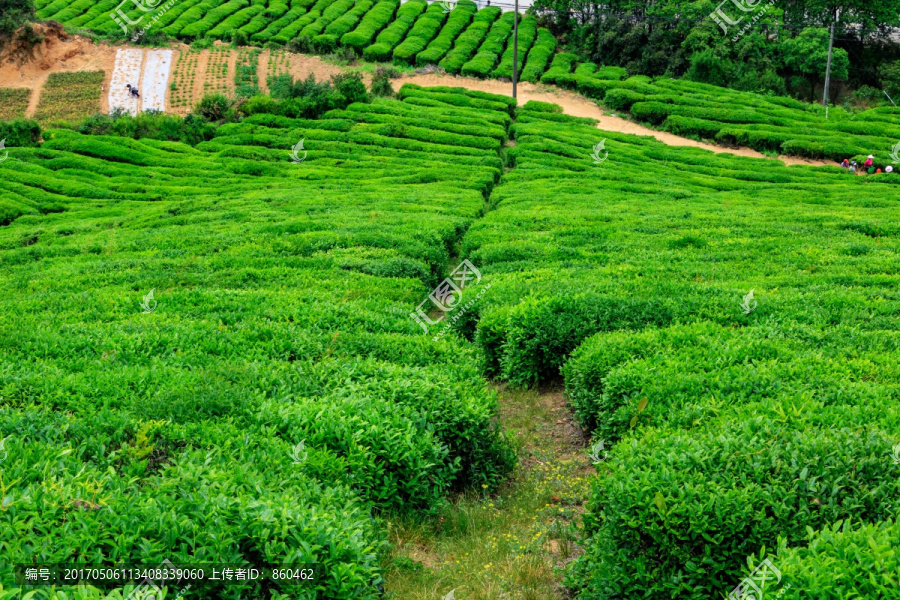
823, 20, 835, 119
884, 89, 898, 107
512, 0, 518, 99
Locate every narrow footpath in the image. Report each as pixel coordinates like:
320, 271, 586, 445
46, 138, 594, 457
383, 386, 592, 600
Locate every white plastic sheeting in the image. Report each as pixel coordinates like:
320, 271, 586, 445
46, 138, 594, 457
140, 49, 173, 112
108, 48, 144, 116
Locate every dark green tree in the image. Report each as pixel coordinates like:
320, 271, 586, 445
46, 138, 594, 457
0, 0, 35, 39
782, 27, 850, 99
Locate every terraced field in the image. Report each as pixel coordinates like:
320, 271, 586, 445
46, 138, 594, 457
2, 84, 899, 600
35, 0, 557, 83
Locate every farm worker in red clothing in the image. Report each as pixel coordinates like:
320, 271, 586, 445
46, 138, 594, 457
865, 155, 874, 173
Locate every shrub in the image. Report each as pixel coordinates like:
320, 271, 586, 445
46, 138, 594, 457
491, 15, 537, 79
603, 87, 647, 111
574, 62, 597, 76
391, 1, 446, 65
438, 6, 500, 74
0, 119, 42, 147
539, 52, 576, 85
341, 0, 398, 52
594, 65, 627, 80
78, 111, 216, 145
774, 520, 900, 599
194, 93, 237, 122
332, 71, 370, 106
522, 100, 561, 113
362, 0, 425, 61
519, 28, 555, 83
569, 407, 900, 599
575, 76, 615, 100
231, 28, 248, 45
460, 11, 513, 77
370, 66, 397, 97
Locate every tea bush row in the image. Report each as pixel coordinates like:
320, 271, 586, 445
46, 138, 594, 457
438, 6, 500, 74
565, 74, 900, 163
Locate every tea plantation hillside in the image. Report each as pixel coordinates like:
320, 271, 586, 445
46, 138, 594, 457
0, 87, 518, 599
455, 100, 900, 598
542, 69, 900, 166
27, 0, 900, 165
37, 0, 548, 81
2, 85, 900, 599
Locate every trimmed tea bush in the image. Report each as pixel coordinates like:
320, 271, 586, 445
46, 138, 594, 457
341, 0, 399, 51
414, 0, 477, 67
391, 1, 447, 64
519, 27, 555, 83
438, 6, 500, 74
362, 0, 425, 61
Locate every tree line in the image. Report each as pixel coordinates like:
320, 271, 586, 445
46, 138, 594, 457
530, 0, 900, 103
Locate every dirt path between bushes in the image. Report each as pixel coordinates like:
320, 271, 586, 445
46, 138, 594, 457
384, 386, 592, 600
397, 73, 832, 168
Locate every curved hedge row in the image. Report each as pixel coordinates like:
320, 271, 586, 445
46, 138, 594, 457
312, 0, 376, 51
520, 27, 555, 83
490, 14, 536, 79
438, 6, 500, 74
539, 51, 576, 85
575, 75, 900, 162
207, 4, 265, 38
179, 0, 248, 37
390, 1, 447, 64
414, 0, 477, 67
362, 0, 425, 61
239, 2, 290, 36
454, 102, 900, 600
341, 0, 399, 51
460, 10, 514, 78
